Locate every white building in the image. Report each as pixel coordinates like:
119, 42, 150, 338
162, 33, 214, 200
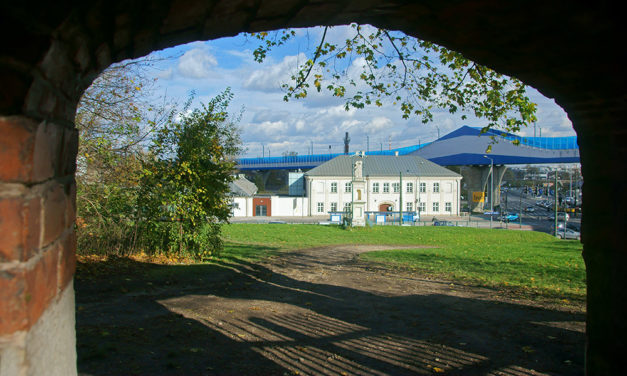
305, 155, 462, 217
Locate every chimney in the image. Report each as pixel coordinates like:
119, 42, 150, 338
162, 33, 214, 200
395, 151, 399, 156
344, 132, 350, 154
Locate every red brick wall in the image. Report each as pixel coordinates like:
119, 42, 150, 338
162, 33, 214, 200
0, 117, 77, 335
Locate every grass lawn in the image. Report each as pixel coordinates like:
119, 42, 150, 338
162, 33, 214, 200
222, 224, 585, 302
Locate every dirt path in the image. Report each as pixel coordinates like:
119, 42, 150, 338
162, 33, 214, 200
76, 245, 585, 375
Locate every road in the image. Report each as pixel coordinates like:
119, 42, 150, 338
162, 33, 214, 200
479, 187, 581, 234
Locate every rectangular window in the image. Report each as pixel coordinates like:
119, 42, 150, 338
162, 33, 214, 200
330, 182, 337, 193
406, 202, 413, 212
383, 183, 390, 193
420, 182, 426, 193
343, 202, 351, 211
255, 205, 267, 216
419, 202, 426, 212
345, 182, 352, 193
433, 182, 440, 193
330, 202, 337, 212
445, 202, 452, 212
406, 182, 413, 193
392, 183, 400, 193
316, 181, 324, 192
317, 202, 324, 213
372, 182, 379, 193
433, 202, 440, 212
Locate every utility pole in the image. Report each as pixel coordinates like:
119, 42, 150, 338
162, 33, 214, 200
399, 171, 403, 225
484, 155, 494, 229
554, 169, 559, 236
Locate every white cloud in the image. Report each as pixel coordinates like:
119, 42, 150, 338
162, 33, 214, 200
155, 67, 173, 80
178, 48, 218, 78
364, 117, 392, 133
243, 53, 306, 92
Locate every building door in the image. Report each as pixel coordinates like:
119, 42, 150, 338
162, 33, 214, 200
253, 197, 271, 216
379, 203, 392, 212
255, 205, 267, 216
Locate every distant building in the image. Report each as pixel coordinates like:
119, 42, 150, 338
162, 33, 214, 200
228, 175, 257, 216
305, 155, 462, 217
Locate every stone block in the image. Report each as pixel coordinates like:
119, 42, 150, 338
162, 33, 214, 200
0, 196, 41, 262
0, 117, 36, 182
58, 230, 77, 291
34, 121, 64, 181
42, 183, 67, 247
0, 267, 28, 335
25, 247, 59, 325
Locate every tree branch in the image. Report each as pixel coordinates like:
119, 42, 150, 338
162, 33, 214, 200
293, 26, 329, 91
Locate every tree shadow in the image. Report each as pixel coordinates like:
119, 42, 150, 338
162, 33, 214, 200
76, 254, 584, 375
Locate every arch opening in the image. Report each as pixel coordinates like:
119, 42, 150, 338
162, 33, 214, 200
1, 2, 625, 374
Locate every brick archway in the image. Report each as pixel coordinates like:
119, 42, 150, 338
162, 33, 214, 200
1, 2, 624, 374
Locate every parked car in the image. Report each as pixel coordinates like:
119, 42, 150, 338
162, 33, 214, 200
524, 206, 535, 213
548, 212, 570, 221
553, 228, 581, 240
558, 222, 581, 232
500, 213, 519, 222
433, 220, 456, 226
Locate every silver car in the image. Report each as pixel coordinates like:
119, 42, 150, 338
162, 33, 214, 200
554, 228, 580, 240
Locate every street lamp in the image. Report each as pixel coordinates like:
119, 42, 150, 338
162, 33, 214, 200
484, 155, 494, 229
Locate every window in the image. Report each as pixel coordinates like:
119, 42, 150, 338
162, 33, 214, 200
372, 182, 379, 193
343, 202, 352, 212
392, 182, 400, 193
406, 202, 413, 212
317, 202, 324, 213
383, 183, 390, 193
345, 182, 352, 193
255, 205, 267, 216
419, 182, 426, 193
330, 182, 337, 193
330, 202, 337, 212
433, 182, 440, 193
406, 182, 413, 193
419, 202, 426, 212
433, 202, 440, 212
445, 202, 452, 212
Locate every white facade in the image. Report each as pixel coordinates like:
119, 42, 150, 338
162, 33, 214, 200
230, 197, 254, 217
306, 175, 461, 216
271, 196, 309, 217
230, 196, 310, 217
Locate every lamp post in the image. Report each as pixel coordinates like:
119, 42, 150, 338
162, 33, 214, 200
484, 155, 494, 229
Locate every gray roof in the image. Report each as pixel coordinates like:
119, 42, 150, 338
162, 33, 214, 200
305, 155, 460, 178
228, 175, 258, 196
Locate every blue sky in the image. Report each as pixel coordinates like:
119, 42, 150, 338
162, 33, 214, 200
143, 26, 575, 158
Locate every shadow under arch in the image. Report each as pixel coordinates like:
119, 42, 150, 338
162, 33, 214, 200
75, 254, 585, 375
1, 1, 625, 374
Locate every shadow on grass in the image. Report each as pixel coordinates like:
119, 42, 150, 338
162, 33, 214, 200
76, 254, 584, 375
